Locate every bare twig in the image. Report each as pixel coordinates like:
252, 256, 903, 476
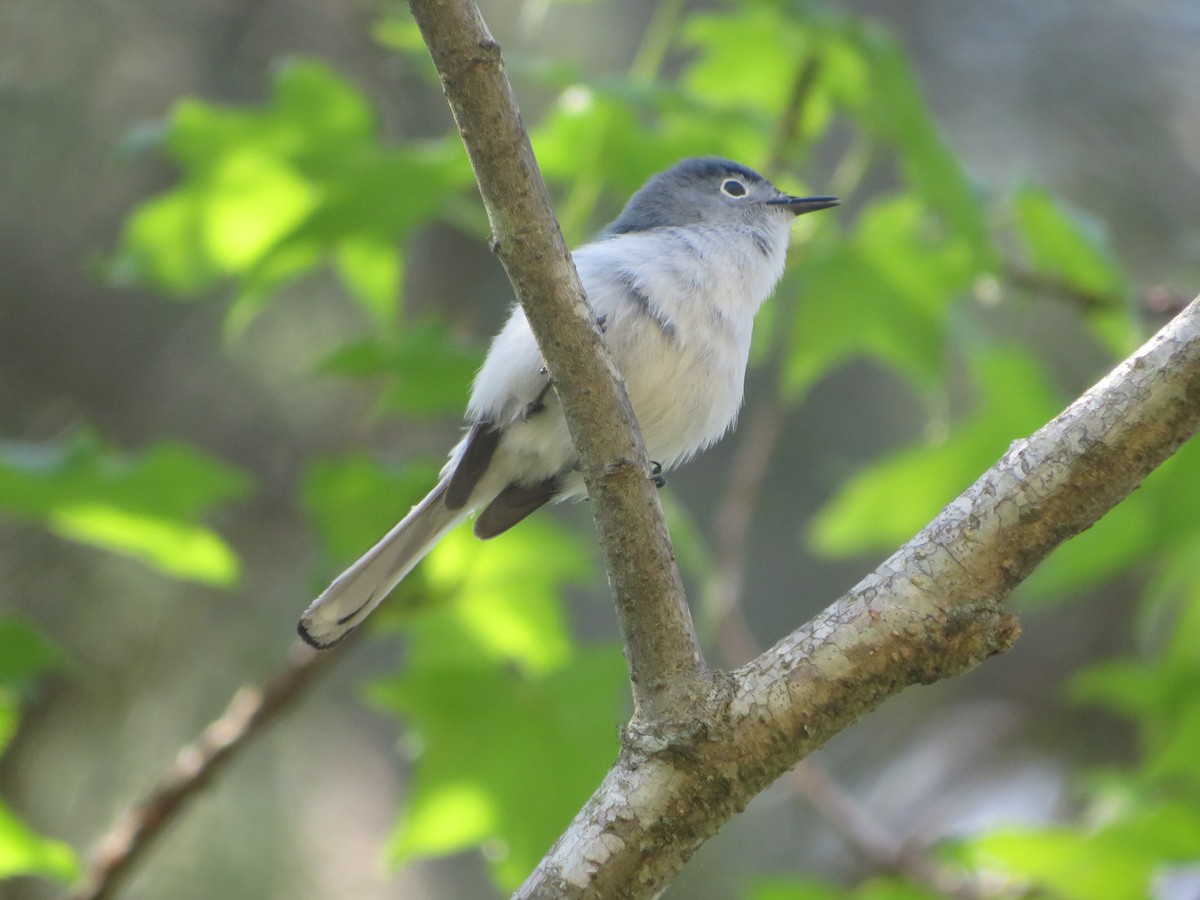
406, 0, 708, 723
765, 54, 823, 176
710, 398, 786, 665
1003, 264, 1191, 320
783, 762, 984, 899
71, 642, 344, 900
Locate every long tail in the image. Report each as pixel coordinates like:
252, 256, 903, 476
298, 481, 466, 648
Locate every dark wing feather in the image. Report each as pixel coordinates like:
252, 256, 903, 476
445, 421, 501, 510
474, 478, 560, 539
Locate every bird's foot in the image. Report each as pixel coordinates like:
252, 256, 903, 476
650, 460, 666, 489
523, 377, 554, 420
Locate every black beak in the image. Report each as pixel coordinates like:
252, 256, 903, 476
767, 195, 840, 216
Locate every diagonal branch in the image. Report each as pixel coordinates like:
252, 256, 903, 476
406, 0, 709, 722
516, 296, 1200, 898
70, 642, 345, 900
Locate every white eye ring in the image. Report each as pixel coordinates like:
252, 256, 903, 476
720, 178, 748, 198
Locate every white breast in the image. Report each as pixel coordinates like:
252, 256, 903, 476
576, 222, 790, 466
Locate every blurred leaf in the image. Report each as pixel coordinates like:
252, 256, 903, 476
682, 5, 817, 118
808, 342, 1199, 602
372, 12, 439, 70
0, 697, 13, 765
318, 320, 483, 418
357, 492, 612, 890
336, 236, 403, 322
784, 194, 977, 397
303, 454, 441, 567
855, 33, 989, 260
374, 646, 625, 890
1011, 185, 1134, 356
1012, 185, 1127, 304
110, 58, 472, 331
809, 348, 1060, 555
748, 875, 941, 900
0, 619, 67, 690
962, 802, 1200, 900
0, 430, 249, 586
687, 7, 989, 257
1071, 571, 1200, 794
305, 456, 595, 671
53, 505, 240, 586
0, 800, 78, 883
0, 621, 77, 883
1022, 435, 1200, 602
414, 517, 594, 675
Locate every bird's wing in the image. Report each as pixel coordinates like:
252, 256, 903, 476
473, 476, 562, 539
444, 419, 501, 509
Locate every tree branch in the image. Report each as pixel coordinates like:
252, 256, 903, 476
70, 642, 344, 900
406, 0, 709, 722
516, 296, 1200, 898
710, 403, 984, 897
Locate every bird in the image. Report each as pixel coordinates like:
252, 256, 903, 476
298, 157, 838, 648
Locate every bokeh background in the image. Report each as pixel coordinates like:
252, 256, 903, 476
2, 0, 1199, 898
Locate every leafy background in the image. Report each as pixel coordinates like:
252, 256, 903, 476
2, 0, 1200, 898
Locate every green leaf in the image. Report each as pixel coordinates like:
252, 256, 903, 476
785, 194, 975, 397
305, 458, 593, 671
1071, 576, 1200, 794
318, 320, 483, 418
809, 342, 1196, 602
681, 5, 816, 118
362, 499, 611, 889
0, 619, 67, 690
0, 800, 78, 883
748, 875, 941, 900
374, 648, 625, 889
1012, 185, 1127, 304
336, 236, 403, 324
1021, 435, 1200, 602
303, 454, 441, 567
809, 348, 1060, 555
413, 518, 594, 675
1011, 185, 1134, 356
109, 58, 472, 330
857, 35, 989, 261
0, 620, 77, 884
963, 803, 1200, 900
0, 430, 249, 586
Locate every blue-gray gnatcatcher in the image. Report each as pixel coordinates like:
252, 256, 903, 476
299, 157, 837, 648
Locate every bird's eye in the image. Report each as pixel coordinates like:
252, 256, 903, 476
720, 178, 748, 198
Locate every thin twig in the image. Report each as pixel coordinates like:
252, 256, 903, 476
1002, 264, 1191, 319
71, 641, 345, 900
784, 764, 985, 899
709, 397, 785, 666
765, 54, 823, 177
